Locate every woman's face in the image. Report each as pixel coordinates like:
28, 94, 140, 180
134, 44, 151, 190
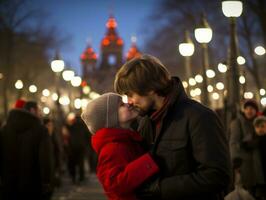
118, 102, 139, 125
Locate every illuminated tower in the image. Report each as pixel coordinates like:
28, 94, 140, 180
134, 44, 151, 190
99, 15, 124, 68
80, 43, 97, 81
126, 36, 141, 61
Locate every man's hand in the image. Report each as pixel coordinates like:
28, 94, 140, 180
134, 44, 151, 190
136, 176, 161, 200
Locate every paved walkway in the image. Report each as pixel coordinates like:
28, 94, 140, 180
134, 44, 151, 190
52, 174, 107, 200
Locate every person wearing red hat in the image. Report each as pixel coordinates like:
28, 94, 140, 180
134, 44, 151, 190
13, 99, 26, 109
0, 101, 54, 200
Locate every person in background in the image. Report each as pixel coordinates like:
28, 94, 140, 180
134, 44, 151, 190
229, 99, 264, 198
0, 101, 54, 200
65, 114, 88, 184
253, 116, 266, 199
43, 117, 63, 188
81, 92, 159, 200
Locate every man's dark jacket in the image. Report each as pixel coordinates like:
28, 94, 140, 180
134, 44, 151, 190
0, 109, 54, 200
139, 77, 231, 200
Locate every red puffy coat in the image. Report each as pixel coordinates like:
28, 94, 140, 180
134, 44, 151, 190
91, 128, 159, 200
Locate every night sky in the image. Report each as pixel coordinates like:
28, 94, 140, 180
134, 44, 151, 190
31, 0, 157, 75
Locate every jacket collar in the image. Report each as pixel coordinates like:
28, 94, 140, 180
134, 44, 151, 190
91, 128, 142, 154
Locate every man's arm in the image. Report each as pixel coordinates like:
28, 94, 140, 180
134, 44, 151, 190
137, 110, 231, 199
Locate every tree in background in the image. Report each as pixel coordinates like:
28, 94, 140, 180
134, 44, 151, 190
142, 0, 265, 95
0, 0, 70, 118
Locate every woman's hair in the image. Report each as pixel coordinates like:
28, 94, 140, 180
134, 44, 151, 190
114, 54, 172, 96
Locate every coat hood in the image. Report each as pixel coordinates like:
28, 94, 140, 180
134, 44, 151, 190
91, 128, 143, 154
5, 109, 41, 134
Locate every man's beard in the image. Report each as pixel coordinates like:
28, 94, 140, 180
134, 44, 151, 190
133, 106, 155, 117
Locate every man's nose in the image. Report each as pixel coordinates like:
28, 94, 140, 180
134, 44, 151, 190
127, 97, 134, 105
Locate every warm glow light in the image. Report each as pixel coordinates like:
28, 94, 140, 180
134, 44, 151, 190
195, 74, 203, 83
194, 28, 213, 43
89, 92, 100, 99
237, 56, 246, 65
29, 85, 37, 93
190, 90, 197, 97
81, 99, 89, 109
15, 80, 23, 89
189, 78, 196, 86
41, 96, 47, 103
239, 75, 246, 84
222, 1, 243, 18
82, 86, 91, 94
179, 43, 195, 57
207, 85, 214, 92
212, 92, 220, 100
260, 89, 266, 96
52, 93, 58, 101
0, 73, 3, 79
244, 92, 254, 99
42, 89, 50, 97
62, 69, 75, 81
43, 107, 50, 115
218, 63, 228, 73
182, 81, 188, 89
51, 60, 64, 73
194, 88, 202, 96
71, 76, 82, 87
261, 97, 266, 106
74, 98, 82, 109
216, 82, 225, 90
254, 46, 266, 56
206, 69, 216, 78
59, 96, 70, 105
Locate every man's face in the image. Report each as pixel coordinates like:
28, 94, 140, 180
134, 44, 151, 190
127, 92, 155, 116
243, 106, 257, 120
255, 122, 266, 136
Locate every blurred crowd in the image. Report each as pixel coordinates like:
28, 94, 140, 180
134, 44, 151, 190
0, 99, 97, 200
0, 97, 265, 200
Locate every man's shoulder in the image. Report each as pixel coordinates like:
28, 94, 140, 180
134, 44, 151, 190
174, 98, 215, 118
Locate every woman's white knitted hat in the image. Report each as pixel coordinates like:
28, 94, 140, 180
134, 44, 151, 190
81, 92, 122, 134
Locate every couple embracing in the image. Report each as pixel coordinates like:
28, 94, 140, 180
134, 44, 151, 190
81, 55, 231, 200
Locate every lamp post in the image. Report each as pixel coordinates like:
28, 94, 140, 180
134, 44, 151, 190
179, 31, 195, 96
222, 0, 243, 121
62, 68, 75, 111
194, 14, 213, 106
51, 51, 65, 123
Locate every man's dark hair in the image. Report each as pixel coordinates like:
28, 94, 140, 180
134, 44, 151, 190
23, 101, 38, 112
114, 54, 172, 96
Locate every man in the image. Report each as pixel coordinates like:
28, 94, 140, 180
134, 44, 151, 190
229, 100, 264, 198
114, 55, 231, 200
0, 101, 54, 200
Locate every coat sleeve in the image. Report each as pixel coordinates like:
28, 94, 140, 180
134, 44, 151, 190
160, 110, 231, 199
97, 143, 159, 196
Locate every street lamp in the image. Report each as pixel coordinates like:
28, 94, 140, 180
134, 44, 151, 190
51, 51, 65, 124
62, 68, 75, 111
194, 14, 213, 106
179, 31, 195, 96
222, 0, 243, 120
